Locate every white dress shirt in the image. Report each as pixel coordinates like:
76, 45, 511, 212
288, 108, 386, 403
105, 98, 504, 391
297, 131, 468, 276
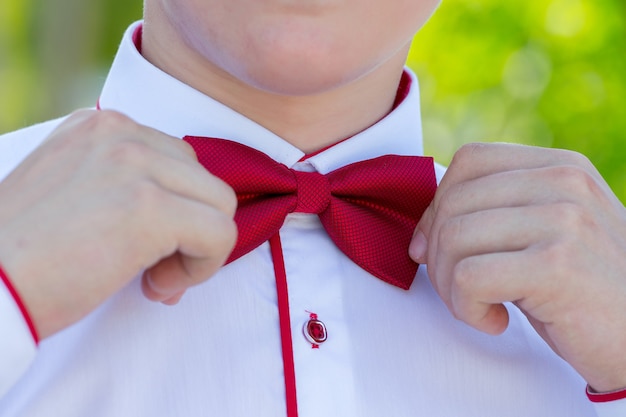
0, 21, 624, 417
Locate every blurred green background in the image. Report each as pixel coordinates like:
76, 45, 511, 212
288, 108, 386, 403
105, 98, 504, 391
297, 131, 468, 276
1, 0, 625, 200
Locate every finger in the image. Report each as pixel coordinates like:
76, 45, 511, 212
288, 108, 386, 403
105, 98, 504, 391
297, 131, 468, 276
95, 115, 198, 163
427, 206, 552, 304
42, 109, 97, 142
410, 202, 435, 263
133, 128, 198, 162
434, 165, 611, 222
410, 163, 553, 263
55, 110, 198, 164
420, 165, 611, 285
448, 242, 577, 335
439, 143, 600, 194
140, 198, 238, 302
420, 166, 582, 265
414, 143, 550, 264
143, 250, 231, 303
110, 146, 238, 217
448, 251, 537, 335
161, 291, 186, 306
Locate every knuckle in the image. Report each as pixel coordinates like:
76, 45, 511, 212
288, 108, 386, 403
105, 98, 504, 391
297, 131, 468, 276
200, 216, 238, 269
452, 257, 477, 295
538, 240, 574, 277
222, 218, 239, 251
71, 111, 138, 150
88, 109, 135, 132
550, 201, 594, 234
548, 165, 600, 199
130, 180, 163, 211
47, 111, 137, 152
221, 186, 238, 217
438, 216, 465, 248
451, 143, 485, 168
435, 188, 452, 215
47, 111, 98, 147
559, 148, 593, 170
216, 216, 238, 251
437, 181, 465, 215
450, 258, 499, 329
66, 108, 97, 122
177, 140, 199, 160
104, 140, 151, 166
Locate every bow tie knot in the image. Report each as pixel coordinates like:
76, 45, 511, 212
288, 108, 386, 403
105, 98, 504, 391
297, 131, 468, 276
184, 135, 436, 289
293, 171, 331, 214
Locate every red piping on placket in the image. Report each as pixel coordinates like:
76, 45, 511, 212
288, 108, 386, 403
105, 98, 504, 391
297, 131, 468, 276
269, 234, 299, 417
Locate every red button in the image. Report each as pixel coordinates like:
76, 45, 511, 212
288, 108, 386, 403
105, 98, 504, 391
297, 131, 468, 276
304, 318, 328, 345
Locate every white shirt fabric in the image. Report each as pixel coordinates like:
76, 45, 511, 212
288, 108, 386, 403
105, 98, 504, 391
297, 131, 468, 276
0, 21, 624, 417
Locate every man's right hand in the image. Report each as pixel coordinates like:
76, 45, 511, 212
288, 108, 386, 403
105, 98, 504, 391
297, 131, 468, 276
0, 110, 238, 340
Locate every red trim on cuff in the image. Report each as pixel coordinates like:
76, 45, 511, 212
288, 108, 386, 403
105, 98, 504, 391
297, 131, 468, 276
0, 264, 40, 345
587, 385, 626, 403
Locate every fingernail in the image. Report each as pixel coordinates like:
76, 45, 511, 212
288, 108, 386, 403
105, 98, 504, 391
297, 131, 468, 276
409, 230, 428, 262
142, 271, 181, 304
161, 291, 185, 306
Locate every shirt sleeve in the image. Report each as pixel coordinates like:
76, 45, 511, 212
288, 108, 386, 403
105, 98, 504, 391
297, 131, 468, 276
0, 275, 37, 398
592, 398, 626, 417
588, 387, 626, 417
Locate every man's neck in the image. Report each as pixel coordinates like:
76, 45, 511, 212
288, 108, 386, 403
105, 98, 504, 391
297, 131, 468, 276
141, 15, 410, 154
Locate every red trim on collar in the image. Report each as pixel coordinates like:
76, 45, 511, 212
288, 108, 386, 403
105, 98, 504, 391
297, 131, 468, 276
299, 70, 413, 161
130, 22, 413, 163
133, 24, 143, 53
393, 70, 412, 110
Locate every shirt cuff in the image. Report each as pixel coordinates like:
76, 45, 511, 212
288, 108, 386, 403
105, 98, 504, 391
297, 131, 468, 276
587, 385, 626, 402
0, 265, 38, 397
593, 399, 626, 417
0, 265, 38, 344
590, 390, 626, 417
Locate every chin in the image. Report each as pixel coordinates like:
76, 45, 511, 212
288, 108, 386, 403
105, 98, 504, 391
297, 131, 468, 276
232, 33, 369, 96
222, 18, 372, 96
238, 61, 360, 96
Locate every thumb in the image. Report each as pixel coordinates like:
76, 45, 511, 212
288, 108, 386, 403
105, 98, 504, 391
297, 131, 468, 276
409, 203, 435, 264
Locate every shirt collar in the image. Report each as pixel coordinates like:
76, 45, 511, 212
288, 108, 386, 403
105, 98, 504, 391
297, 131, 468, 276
99, 21, 425, 174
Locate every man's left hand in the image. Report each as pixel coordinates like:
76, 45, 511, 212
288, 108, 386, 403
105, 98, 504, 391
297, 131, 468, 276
410, 143, 626, 392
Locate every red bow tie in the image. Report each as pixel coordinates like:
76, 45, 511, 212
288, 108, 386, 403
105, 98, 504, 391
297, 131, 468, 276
184, 136, 436, 290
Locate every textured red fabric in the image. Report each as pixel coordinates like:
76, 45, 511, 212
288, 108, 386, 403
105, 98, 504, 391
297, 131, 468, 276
184, 136, 437, 290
